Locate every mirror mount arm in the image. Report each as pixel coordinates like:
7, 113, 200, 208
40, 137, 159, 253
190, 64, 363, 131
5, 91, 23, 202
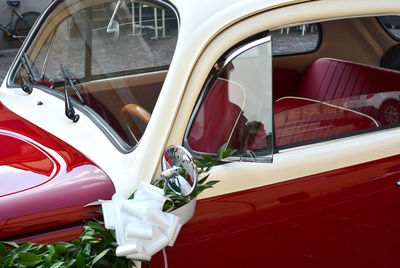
107, 0, 123, 33
161, 166, 182, 195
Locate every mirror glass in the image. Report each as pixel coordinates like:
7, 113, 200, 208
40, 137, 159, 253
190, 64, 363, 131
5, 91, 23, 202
161, 145, 198, 196
112, 20, 120, 40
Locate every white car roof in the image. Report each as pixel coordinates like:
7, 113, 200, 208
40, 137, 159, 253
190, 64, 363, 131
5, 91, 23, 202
170, 0, 300, 49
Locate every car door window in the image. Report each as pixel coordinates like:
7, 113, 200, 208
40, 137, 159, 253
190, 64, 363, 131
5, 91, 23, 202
186, 35, 273, 162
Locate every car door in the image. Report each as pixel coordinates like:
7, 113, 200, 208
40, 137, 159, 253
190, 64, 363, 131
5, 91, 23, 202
150, 12, 400, 268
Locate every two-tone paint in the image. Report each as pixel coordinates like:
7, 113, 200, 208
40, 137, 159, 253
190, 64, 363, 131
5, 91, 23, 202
0, 101, 114, 242
150, 153, 400, 267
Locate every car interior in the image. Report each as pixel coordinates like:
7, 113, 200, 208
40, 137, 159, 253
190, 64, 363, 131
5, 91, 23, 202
13, 0, 178, 150
272, 16, 400, 149
15, 2, 400, 154
187, 15, 400, 155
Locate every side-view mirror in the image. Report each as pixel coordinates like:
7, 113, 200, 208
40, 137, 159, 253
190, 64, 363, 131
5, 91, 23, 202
107, 0, 122, 40
111, 20, 120, 40
161, 145, 198, 197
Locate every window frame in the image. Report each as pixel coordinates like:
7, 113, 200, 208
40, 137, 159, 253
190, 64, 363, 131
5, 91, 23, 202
377, 16, 400, 42
183, 32, 274, 163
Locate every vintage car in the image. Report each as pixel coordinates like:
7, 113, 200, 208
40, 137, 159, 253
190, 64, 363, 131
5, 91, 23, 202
1, 0, 400, 267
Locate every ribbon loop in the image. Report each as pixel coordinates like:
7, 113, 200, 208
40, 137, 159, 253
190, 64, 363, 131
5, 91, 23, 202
101, 181, 184, 261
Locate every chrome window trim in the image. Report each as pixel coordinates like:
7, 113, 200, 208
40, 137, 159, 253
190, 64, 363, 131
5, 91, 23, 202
183, 34, 273, 162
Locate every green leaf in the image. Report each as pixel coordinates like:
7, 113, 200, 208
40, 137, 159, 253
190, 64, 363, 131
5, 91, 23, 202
18, 252, 42, 266
50, 261, 64, 268
67, 258, 76, 267
15, 243, 33, 253
3, 242, 18, 248
91, 248, 111, 265
47, 245, 55, 255
222, 148, 238, 159
2, 255, 12, 268
0, 242, 7, 256
83, 244, 91, 256
203, 180, 220, 188
217, 143, 227, 159
202, 154, 214, 163
55, 244, 67, 255
43, 253, 52, 264
198, 174, 210, 185
76, 252, 86, 268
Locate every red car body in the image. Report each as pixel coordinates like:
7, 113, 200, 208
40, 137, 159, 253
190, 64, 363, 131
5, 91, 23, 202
1, 0, 400, 267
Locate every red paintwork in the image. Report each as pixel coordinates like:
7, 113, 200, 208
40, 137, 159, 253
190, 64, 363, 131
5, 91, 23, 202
0, 132, 57, 197
18, 225, 86, 244
0, 101, 115, 241
151, 154, 400, 268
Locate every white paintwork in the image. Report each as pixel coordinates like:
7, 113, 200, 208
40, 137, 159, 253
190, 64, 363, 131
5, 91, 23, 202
1, 0, 400, 199
166, 0, 400, 198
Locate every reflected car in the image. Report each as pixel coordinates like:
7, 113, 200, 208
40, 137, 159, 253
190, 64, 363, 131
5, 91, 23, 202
344, 91, 400, 125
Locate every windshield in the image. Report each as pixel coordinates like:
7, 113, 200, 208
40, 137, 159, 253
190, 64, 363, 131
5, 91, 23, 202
16, 0, 178, 151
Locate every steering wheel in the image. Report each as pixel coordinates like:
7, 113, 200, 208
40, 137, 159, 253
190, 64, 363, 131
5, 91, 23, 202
119, 104, 151, 144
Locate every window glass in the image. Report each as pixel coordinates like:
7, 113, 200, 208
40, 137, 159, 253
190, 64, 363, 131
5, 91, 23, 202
271, 23, 320, 55
25, 0, 178, 151
379, 16, 400, 40
273, 17, 400, 148
186, 36, 273, 161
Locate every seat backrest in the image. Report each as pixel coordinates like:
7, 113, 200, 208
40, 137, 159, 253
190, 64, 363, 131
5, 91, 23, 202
294, 58, 400, 101
273, 69, 299, 101
187, 78, 244, 153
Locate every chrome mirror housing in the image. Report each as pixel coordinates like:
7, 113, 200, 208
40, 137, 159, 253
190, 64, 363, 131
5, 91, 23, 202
161, 145, 198, 197
107, 0, 122, 40
112, 20, 120, 40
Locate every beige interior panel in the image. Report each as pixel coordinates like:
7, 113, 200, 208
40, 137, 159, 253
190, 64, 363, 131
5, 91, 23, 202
82, 71, 167, 93
273, 16, 398, 73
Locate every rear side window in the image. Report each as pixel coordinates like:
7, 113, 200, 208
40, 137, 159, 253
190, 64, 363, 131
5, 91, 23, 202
273, 16, 400, 149
271, 23, 320, 55
378, 16, 400, 40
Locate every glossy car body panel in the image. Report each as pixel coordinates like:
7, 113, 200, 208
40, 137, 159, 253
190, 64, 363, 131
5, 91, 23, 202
151, 154, 400, 267
0, 0, 400, 267
0, 101, 115, 240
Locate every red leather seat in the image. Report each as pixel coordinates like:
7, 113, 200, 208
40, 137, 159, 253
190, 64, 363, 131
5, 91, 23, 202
274, 58, 400, 147
273, 69, 299, 101
188, 78, 244, 153
294, 58, 400, 101
188, 78, 267, 153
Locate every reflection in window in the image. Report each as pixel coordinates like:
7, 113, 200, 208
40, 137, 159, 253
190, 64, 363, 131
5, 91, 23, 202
379, 16, 400, 40
271, 23, 320, 55
273, 58, 400, 148
187, 37, 273, 160
29, 0, 179, 150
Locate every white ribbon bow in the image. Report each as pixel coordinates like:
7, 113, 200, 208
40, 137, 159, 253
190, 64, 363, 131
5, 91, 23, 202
101, 182, 182, 261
